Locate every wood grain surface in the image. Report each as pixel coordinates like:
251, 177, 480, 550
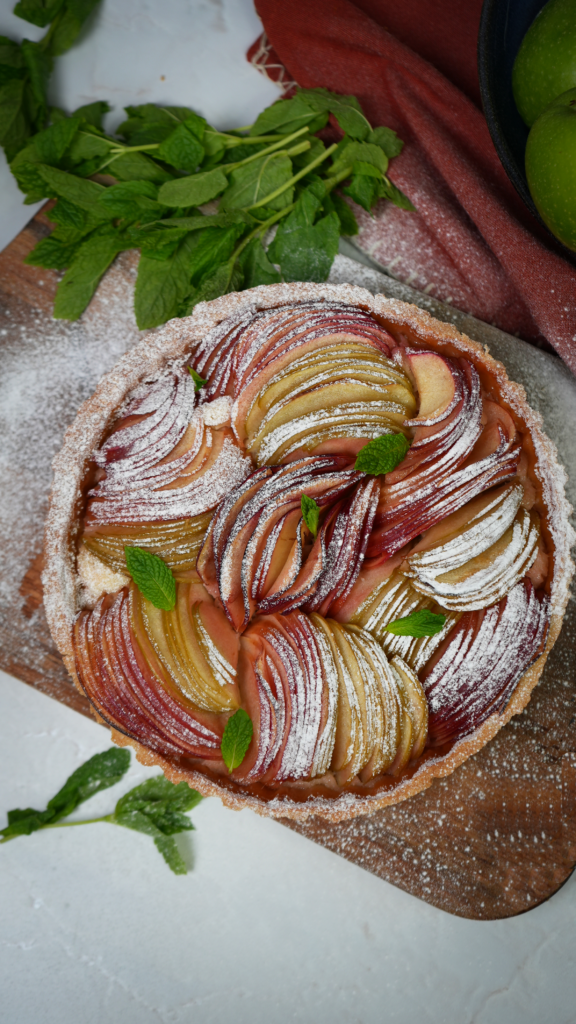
2, 209, 575, 920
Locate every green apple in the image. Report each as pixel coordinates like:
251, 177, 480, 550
525, 88, 576, 250
513, 0, 576, 126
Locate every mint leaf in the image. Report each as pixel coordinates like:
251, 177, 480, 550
0, 78, 29, 161
21, 38, 51, 129
156, 121, 204, 172
115, 777, 202, 831
158, 168, 228, 208
188, 367, 206, 390
108, 150, 173, 184
73, 99, 110, 129
2, 806, 53, 838
133, 226, 188, 260
297, 87, 371, 140
53, 227, 124, 320
188, 224, 245, 285
10, 155, 47, 201
45, 748, 131, 821
368, 126, 403, 158
221, 709, 253, 772
330, 192, 358, 236
134, 234, 195, 328
0, 748, 130, 840
36, 163, 109, 212
96, 180, 162, 221
331, 141, 388, 179
219, 151, 294, 213
34, 116, 81, 164
47, 0, 103, 58
249, 95, 326, 137
182, 257, 244, 314
25, 233, 80, 268
301, 494, 320, 537
67, 129, 112, 168
49, 195, 88, 229
237, 237, 281, 288
114, 807, 188, 873
354, 433, 410, 475
386, 609, 447, 638
267, 186, 339, 282
124, 546, 176, 610
379, 177, 415, 211
343, 171, 381, 214
13, 0, 64, 28
113, 777, 202, 875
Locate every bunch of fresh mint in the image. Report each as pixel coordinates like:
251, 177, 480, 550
0, 747, 203, 874
0, 0, 413, 330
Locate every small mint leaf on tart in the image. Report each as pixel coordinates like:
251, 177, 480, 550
188, 366, 207, 390
301, 493, 320, 537
386, 609, 447, 638
354, 432, 410, 475
221, 709, 253, 772
124, 546, 176, 610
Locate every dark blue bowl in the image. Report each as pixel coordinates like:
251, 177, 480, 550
477, 0, 576, 264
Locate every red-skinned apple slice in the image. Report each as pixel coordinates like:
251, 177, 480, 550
421, 579, 550, 747
73, 590, 223, 759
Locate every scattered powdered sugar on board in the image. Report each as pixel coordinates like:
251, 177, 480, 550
0, 253, 148, 610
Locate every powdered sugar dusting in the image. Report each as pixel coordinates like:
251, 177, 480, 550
38, 277, 575, 822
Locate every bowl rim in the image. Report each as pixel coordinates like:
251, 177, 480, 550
477, 0, 576, 267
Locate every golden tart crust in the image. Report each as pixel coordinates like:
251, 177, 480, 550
43, 283, 574, 823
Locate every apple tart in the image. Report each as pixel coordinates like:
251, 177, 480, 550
43, 283, 574, 822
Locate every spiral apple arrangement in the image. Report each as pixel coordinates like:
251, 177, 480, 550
61, 294, 560, 812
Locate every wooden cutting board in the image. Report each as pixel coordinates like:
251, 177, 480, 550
2, 209, 575, 921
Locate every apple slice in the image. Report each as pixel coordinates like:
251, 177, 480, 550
73, 590, 224, 759
242, 612, 334, 783
341, 624, 401, 782
135, 582, 240, 713
408, 507, 540, 611
203, 458, 361, 628
390, 657, 428, 762
367, 435, 521, 560
407, 351, 459, 424
83, 512, 214, 575
422, 579, 550, 746
238, 347, 415, 445
233, 632, 287, 781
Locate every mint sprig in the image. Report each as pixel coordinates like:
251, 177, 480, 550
301, 494, 320, 537
355, 433, 410, 475
124, 546, 176, 610
221, 709, 253, 772
0, 749, 203, 874
188, 366, 207, 390
386, 609, 447, 637
0, 4, 412, 330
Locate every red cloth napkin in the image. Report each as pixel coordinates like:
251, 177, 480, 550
247, 0, 576, 373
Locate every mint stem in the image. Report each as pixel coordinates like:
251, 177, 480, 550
245, 142, 338, 211
224, 126, 310, 172
0, 814, 113, 844
43, 815, 114, 829
231, 204, 296, 262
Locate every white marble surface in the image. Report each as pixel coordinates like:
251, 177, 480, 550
2, 2, 576, 1020
1, 667, 576, 1024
